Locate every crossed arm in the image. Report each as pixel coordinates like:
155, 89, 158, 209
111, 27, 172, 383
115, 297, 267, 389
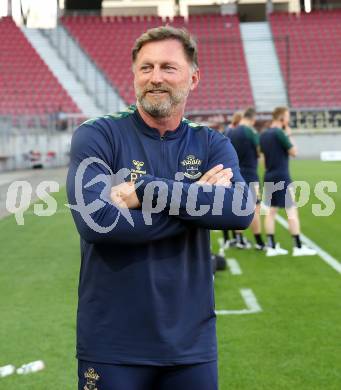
67, 124, 254, 244
67, 125, 187, 244
111, 164, 233, 206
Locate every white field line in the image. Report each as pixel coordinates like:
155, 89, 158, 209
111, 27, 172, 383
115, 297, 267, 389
217, 237, 224, 245
23, 208, 70, 215
226, 258, 242, 275
216, 288, 262, 315
1, 207, 71, 222
275, 214, 341, 274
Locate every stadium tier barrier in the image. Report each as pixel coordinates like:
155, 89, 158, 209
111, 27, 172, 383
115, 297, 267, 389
1, 129, 341, 171
1, 110, 341, 172
0, 114, 86, 170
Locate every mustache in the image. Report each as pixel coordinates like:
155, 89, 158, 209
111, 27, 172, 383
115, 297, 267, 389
143, 86, 172, 94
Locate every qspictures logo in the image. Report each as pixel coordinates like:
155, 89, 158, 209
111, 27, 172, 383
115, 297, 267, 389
4, 156, 338, 228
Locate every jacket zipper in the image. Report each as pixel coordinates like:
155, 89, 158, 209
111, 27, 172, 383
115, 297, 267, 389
160, 135, 165, 177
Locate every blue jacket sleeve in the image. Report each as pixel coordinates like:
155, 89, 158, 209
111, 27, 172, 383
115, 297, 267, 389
135, 132, 255, 230
66, 123, 188, 244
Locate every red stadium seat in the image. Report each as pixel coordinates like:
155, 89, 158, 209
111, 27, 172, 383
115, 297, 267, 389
61, 14, 254, 112
0, 17, 81, 116
270, 10, 341, 109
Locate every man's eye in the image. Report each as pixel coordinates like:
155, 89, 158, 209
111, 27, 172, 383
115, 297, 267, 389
165, 66, 175, 71
141, 66, 151, 71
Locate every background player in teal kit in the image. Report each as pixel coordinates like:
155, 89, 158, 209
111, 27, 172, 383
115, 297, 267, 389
67, 26, 253, 389
221, 111, 243, 246
260, 107, 317, 257
227, 107, 265, 250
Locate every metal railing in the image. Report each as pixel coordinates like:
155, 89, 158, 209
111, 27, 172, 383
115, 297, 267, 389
0, 114, 88, 171
0, 114, 86, 135
41, 26, 124, 113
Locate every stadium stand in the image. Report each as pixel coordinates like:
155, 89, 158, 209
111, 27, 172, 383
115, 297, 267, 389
270, 10, 341, 109
0, 17, 80, 116
62, 14, 254, 113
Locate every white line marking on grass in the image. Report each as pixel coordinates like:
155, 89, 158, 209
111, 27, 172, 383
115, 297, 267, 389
275, 215, 341, 274
226, 258, 242, 275
216, 288, 262, 315
23, 208, 70, 216
217, 237, 224, 248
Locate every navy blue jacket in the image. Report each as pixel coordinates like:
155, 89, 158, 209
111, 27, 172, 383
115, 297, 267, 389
66, 105, 253, 365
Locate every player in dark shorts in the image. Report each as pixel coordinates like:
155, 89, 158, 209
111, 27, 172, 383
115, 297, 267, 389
221, 111, 243, 247
260, 107, 317, 257
227, 108, 265, 250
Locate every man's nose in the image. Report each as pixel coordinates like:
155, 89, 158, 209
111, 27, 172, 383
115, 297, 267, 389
150, 67, 163, 85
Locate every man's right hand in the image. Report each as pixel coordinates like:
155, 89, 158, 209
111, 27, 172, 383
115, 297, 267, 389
197, 164, 233, 187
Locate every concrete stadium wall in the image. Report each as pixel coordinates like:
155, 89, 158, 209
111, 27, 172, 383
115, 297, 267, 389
0, 130, 340, 172
293, 130, 341, 159
0, 133, 72, 172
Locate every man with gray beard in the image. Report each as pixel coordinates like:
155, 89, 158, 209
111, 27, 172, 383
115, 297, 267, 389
67, 26, 253, 390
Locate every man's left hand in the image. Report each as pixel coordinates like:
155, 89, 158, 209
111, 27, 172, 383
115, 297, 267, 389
111, 182, 141, 209
197, 165, 233, 187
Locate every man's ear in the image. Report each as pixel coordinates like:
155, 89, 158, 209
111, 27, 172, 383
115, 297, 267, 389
190, 68, 200, 91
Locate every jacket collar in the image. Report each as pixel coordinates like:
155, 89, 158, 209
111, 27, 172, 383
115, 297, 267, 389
131, 105, 186, 140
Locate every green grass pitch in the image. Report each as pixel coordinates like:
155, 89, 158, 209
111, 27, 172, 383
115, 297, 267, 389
0, 160, 340, 389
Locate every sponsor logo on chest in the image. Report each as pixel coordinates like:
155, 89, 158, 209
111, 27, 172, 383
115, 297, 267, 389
130, 159, 147, 182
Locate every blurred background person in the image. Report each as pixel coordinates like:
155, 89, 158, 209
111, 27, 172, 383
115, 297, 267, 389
226, 108, 265, 250
260, 107, 317, 257
221, 110, 243, 248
